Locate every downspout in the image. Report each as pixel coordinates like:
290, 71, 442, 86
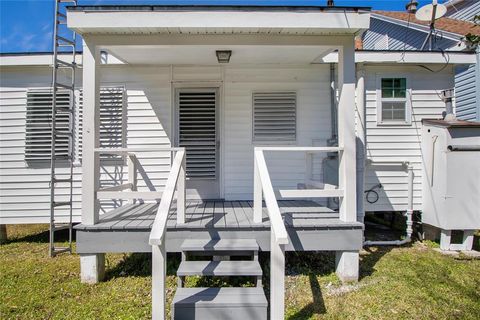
328, 63, 338, 145
356, 64, 366, 224
476, 47, 480, 122
364, 164, 414, 246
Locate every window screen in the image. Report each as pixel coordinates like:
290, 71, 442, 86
253, 92, 296, 142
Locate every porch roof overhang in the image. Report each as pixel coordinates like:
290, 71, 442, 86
66, 5, 371, 36
1, 51, 476, 67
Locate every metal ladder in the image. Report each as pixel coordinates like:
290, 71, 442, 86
49, 0, 78, 257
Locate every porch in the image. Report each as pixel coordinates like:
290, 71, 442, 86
75, 200, 363, 253
67, 4, 370, 320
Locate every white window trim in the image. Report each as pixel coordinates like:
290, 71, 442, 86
251, 90, 298, 145
376, 74, 412, 126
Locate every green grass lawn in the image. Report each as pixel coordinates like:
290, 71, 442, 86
1, 224, 479, 320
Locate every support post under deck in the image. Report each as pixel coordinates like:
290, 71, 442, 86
335, 251, 359, 282
0, 225, 7, 244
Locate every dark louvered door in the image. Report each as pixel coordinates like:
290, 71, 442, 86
176, 89, 219, 199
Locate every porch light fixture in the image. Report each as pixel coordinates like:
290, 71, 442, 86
216, 50, 232, 63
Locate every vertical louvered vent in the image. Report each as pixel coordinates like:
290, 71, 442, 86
77, 87, 125, 161
253, 92, 297, 142
178, 90, 217, 179
25, 89, 71, 162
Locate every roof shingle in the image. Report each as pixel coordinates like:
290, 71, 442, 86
374, 10, 480, 37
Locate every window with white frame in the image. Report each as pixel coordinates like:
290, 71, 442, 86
25, 87, 125, 163
252, 91, 297, 142
377, 77, 410, 124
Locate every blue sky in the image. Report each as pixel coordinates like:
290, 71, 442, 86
1, 0, 443, 53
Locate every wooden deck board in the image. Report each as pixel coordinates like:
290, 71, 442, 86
76, 200, 357, 231
213, 201, 226, 228
231, 201, 251, 228
223, 201, 239, 228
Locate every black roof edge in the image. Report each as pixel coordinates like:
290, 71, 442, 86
1, 50, 475, 57
66, 5, 371, 12
0, 51, 82, 56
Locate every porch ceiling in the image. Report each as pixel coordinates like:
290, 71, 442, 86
67, 7, 370, 36
105, 45, 334, 65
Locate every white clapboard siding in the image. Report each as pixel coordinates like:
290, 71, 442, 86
178, 90, 217, 179
364, 65, 454, 212
454, 64, 478, 121
223, 65, 331, 200
0, 65, 173, 223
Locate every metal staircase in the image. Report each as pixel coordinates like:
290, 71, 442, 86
172, 238, 268, 319
49, 0, 78, 257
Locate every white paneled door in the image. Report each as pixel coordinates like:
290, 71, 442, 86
175, 88, 220, 199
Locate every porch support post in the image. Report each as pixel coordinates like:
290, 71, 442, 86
356, 65, 366, 224
0, 225, 7, 244
337, 37, 357, 222
80, 39, 104, 283
336, 37, 359, 283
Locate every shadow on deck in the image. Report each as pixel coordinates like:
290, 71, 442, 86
75, 200, 363, 254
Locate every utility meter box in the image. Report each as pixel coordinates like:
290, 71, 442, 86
421, 119, 480, 233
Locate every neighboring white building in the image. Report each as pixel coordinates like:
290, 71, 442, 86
362, 2, 480, 122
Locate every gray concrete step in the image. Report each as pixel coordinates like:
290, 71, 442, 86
181, 238, 259, 252
172, 287, 267, 320
177, 260, 262, 277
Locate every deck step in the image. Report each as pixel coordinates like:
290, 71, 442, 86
172, 287, 267, 320
181, 238, 259, 252
177, 260, 262, 277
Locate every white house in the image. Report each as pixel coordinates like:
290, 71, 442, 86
0, 4, 478, 320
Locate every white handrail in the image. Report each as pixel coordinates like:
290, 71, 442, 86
254, 149, 289, 244
94, 147, 184, 154
253, 148, 289, 320
149, 149, 186, 245
256, 146, 343, 152
149, 148, 186, 320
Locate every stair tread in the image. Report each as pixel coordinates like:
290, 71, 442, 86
177, 260, 262, 276
173, 287, 267, 307
181, 238, 258, 251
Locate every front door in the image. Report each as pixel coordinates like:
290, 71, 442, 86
175, 88, 220, 199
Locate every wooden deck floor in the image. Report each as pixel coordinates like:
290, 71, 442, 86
75, 200, 364, 253
76, 200, 356, 231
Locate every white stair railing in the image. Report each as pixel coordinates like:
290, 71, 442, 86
149, 148, 186, 320
253, 146, 343, 319
253, 148, 289, 320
